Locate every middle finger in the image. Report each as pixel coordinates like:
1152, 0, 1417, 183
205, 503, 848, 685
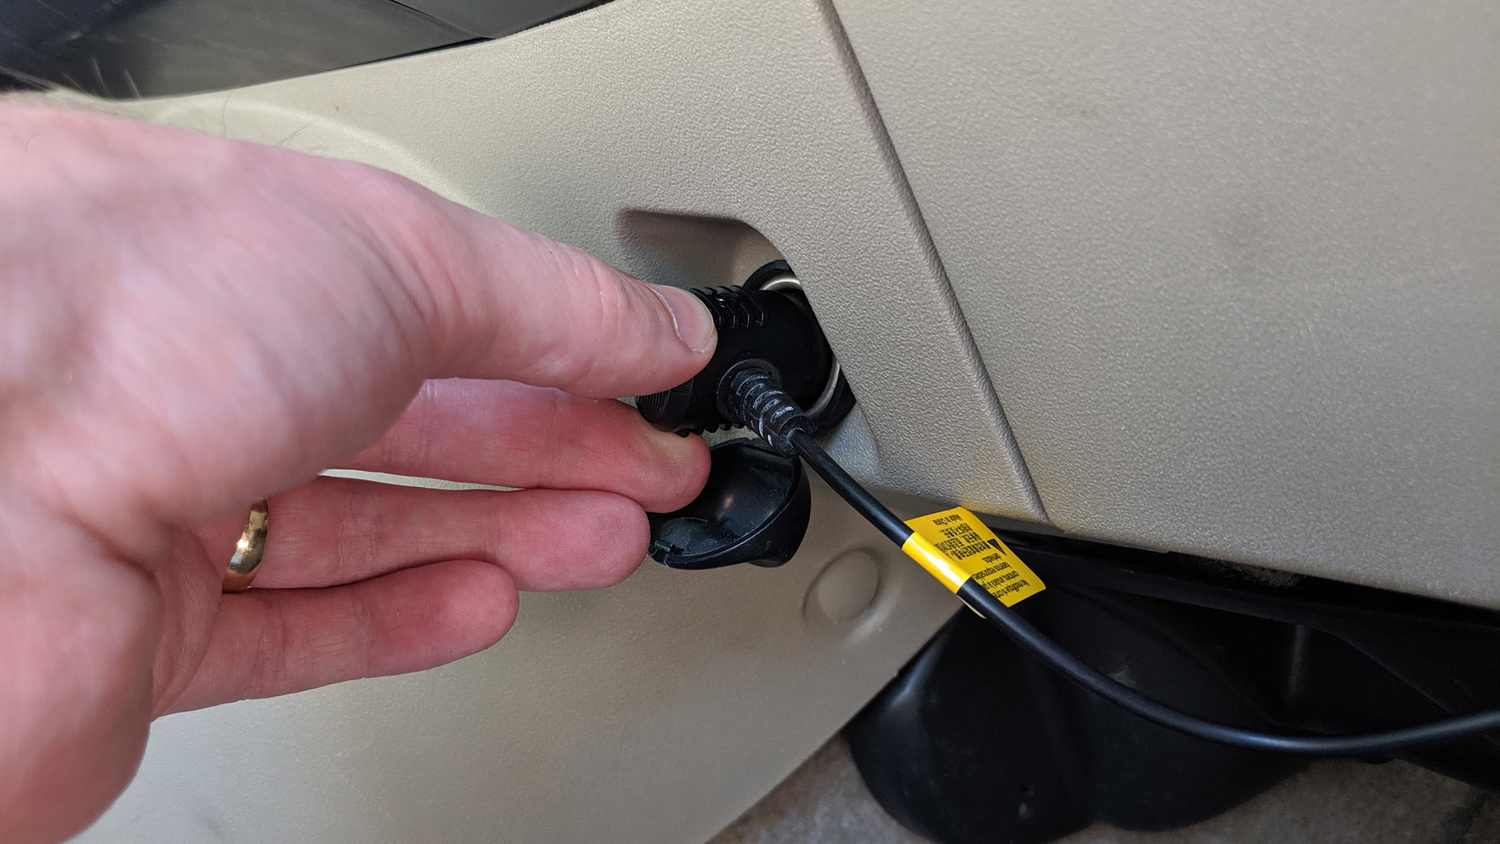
339, 378, 709, 513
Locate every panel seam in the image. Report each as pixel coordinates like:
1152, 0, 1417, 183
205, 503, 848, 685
810, 0, 1051, 522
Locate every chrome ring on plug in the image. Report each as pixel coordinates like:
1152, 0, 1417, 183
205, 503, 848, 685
751, 272, 844, 421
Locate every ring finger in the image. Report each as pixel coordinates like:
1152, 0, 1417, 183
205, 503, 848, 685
199, 476, 652, 592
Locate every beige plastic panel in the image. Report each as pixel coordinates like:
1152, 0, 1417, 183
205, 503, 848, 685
56, 0, 1022, 840
836, 0, 1500, 605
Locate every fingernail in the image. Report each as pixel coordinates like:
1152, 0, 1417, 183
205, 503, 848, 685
651, 285, 717, 355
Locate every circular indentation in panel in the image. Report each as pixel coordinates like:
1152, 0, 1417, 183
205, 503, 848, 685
806, 550, 881, 626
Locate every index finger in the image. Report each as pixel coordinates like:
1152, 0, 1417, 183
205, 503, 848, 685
377, 185, 717, 397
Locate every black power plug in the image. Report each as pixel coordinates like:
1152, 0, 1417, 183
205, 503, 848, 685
636, 261, 855, 570
637, 261, 853, 437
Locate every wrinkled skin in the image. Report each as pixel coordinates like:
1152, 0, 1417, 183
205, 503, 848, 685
0, 101, 715, 844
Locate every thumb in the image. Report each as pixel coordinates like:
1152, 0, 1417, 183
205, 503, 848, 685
398, 197, 717, 398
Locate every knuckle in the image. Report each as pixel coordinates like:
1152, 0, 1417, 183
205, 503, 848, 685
333, 480, 380, 587
248, 591, 290, 698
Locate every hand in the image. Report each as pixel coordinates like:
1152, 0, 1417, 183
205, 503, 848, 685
0, 101, 715, 843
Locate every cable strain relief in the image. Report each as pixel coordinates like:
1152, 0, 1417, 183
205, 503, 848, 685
719, 361, 810, 455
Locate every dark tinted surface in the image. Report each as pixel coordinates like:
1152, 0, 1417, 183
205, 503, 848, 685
396, 0, 604, 39
0, 0, 603, 97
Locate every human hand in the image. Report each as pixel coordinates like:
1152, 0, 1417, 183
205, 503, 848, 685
0, 101, 715, 843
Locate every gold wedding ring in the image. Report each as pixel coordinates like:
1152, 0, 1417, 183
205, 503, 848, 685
223, 500, 269, 592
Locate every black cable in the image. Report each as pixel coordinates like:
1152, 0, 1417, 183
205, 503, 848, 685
788, 429, 908, 545
949, 578, 1500, 755
783, 429, 1500, 756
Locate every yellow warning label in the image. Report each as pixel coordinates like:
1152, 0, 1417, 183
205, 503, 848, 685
901, 507, 1045, 606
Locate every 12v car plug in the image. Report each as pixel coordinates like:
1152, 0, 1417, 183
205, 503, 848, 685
635, 261, 854, 571
636, 261, 852, 437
